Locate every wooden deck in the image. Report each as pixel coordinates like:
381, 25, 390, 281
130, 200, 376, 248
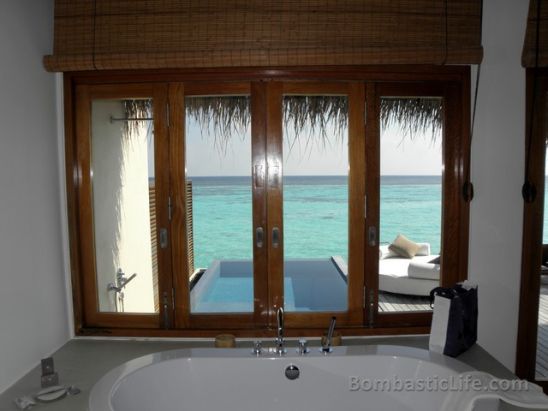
536, 283, 548, 379
378, 291, 432, 312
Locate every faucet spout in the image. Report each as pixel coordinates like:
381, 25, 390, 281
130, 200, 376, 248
322, 316, 337, 353
275, 307, 286, 354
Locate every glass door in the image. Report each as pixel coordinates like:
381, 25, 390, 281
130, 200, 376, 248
366, 82, 466, 327
266, 82, 365, 328
377, 95, 443, 314
172, 81, 366, 330
171, 83, 269, 328
535, 132, 548, 380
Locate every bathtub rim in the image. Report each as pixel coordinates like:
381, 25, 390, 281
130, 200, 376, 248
89, 344, 474, 411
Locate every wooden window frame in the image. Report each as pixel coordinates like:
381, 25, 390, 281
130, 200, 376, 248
64, 66, 470, 338
72, 83, 172, 329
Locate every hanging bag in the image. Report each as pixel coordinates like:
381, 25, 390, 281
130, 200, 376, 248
429, 281, 478, 357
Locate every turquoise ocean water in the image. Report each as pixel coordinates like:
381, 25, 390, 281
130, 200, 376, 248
190, 175, 441, 269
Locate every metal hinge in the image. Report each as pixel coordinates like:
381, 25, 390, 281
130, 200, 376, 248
166, 103, 170, 128
363, 286, 367, 308
364, 194, 367, 219
172, 288, 175, 310
168, 196, 173, 221
368, 289, 375, 328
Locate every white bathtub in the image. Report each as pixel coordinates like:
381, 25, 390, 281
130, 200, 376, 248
89, 344, 517, 411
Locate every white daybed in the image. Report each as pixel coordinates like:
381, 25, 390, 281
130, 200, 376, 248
378, 243, 440, 297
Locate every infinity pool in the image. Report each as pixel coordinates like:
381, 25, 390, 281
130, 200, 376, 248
190, 258, 348, 313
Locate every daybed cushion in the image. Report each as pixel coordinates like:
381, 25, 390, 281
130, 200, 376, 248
407, 260, 440, 281
388, 234, 421, 258
380, 243, 430, 259
378, 254, 440, 296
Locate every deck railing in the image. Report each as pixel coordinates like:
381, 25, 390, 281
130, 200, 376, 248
149, 181, 195, 311
186, 181, 195, 276
149, 185, 159, 312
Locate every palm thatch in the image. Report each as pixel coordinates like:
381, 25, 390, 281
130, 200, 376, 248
122, 99, 153, 136
122, 95, 443, 150
185, 96, 250, 155
283, 96, 348, 153
381, 98, 443, 140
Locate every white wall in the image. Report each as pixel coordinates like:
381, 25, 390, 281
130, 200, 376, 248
468, 0, 529, 371
92, 100, 155, 313
0, 0, 69, 394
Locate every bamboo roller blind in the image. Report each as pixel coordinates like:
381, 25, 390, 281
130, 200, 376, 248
523, 0, 548, 67
43, 0, 483, 72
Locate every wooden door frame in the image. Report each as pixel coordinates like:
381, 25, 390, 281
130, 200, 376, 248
63, 65, 470, 337
516, 68, 548, 385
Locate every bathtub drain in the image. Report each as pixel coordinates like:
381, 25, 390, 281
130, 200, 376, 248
285, 365, 300, 380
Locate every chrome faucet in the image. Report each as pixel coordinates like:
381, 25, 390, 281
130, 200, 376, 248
275, 307, 286, 354
297, 338, 309, 355
252, 340, 263, 356
321, 316, 337, 353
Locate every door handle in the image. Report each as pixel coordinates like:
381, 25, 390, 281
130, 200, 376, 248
256, 227, 264, 248
253, 164, 265, 189
268, 162, 281, 188
160, 228, 168, 249
368, 226, 377, 247
272, 227, 280, 248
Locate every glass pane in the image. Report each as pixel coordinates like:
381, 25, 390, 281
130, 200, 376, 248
91, 99, 158, 313
536, 144, 548, 379
186, 95, 253, 313
378, 97, 443, 313
282, 95, 349, 312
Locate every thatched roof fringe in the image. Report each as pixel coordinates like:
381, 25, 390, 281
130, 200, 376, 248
122, 99, 153, 136
186, 96, 251, 155
381, 98, 443, 139
122, 96, 443, 148
283, 96, 348, 148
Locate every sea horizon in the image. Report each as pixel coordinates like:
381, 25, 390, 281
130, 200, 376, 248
183, 174, 443, 268
152, 174, 442, 181
183, 174, 442, 185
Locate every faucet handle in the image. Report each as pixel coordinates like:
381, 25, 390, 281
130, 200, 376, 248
320, 345, 333, 354
297, 339, 309, 355
275, 338, 287, 355
252, 340, 263, 356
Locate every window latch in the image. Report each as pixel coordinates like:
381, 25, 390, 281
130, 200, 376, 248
256, 227, 264, 248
